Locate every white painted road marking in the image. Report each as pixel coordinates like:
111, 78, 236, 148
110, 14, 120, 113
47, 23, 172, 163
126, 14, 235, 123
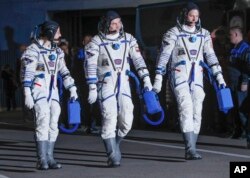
125, 139, 250, 159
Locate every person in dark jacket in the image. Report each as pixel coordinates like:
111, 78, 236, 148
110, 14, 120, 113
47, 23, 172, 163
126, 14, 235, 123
228, 26, 250, 149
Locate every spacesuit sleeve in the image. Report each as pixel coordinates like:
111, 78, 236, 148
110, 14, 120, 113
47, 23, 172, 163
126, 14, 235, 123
21, 45, 39, 87
84, 38, 99, 84
57, 49, 75, 90
128, 34, 149, 79
203, 30, 223, 77
156, 28, 177, 75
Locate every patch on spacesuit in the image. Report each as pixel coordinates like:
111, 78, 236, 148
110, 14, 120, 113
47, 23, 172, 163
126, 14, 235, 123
114, 59, 122, 65
177, 48, 186, 56
48, 61, 55, 67
22, 58, 33, 65
36, 63, 45, 71
190, 49, 197, 55
102, 59, 109, 66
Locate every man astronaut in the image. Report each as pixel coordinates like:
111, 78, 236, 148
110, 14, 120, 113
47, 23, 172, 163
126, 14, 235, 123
153, 2, 226, 160
84, 10, 152, 167
21, 21, 78, 170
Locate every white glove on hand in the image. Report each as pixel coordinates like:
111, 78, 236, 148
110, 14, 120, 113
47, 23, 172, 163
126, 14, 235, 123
143, 76, 153, 91
69, 86, 78, 101
216, 73, 226, 88
153, 74, 163, 93
24, 87, 34, 109
88, 84, 97, 104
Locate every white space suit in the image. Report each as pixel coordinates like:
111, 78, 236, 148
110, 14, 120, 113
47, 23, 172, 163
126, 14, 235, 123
157, 25, 226, 133
21, 38, 77, 170
85, 31, 152, 166
22, 40, 76, 141
153, 24, 226, 159
22, 20, 78, 170
85, 32, 151, 139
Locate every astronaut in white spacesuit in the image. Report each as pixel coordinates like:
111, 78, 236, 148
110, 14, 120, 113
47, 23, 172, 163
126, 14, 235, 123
153, 2, 226, 160
21, 21, 78, 170
84, 10, 152, 167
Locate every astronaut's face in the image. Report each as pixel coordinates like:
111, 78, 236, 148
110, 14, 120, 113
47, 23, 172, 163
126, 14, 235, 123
54, 27, 62, 42
186, 9, 199, 27
109, 18, 122, 34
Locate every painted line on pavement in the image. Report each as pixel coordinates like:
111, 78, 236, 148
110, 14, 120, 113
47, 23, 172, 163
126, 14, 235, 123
124, 139, 250, 159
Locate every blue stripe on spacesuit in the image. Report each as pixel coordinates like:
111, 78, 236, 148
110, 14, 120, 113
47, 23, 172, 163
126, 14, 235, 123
86, 77, 98, 84
122, 93, 131, 98
195, 84, 203, 88
101, 94, 115, 102
175, 81, 186, 87
174, 60, 186, 67
120, 40, 130, 43
47, 75, 54, 102
116, 73, 121, 111
87, 78, 97, 81
35, 73, 45, 78
196, 34, 205, 37
22, 81, 33, 87
178, 34, 188, 37
52, 98, 60, 104
140, 73, 149, 79
156, 67, 166, 75
191, 62, 195, 81
34, 97, 46, 103
179, 34, 204, 38
99, 42, 109, 46
60, 70, 69, 77
65, 84, 75, 90
189, 62, 195, 91
199, 61, 213, 83
98, 72, 111, 93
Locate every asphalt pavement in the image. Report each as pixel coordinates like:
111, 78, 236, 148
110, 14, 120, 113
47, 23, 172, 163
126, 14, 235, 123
0, 110, 250, 178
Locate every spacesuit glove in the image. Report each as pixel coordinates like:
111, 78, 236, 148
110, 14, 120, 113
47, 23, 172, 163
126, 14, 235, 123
153, 74, 163, 93
216, 73, 226, 88
69, 86, 78, 101
24, 87, 34, 109
143, 76, 153, 91
88, 84, 97, 104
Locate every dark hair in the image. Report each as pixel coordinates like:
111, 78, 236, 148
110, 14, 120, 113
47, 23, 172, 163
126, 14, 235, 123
98, 10, 121, 34
40, 21, 59, 41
